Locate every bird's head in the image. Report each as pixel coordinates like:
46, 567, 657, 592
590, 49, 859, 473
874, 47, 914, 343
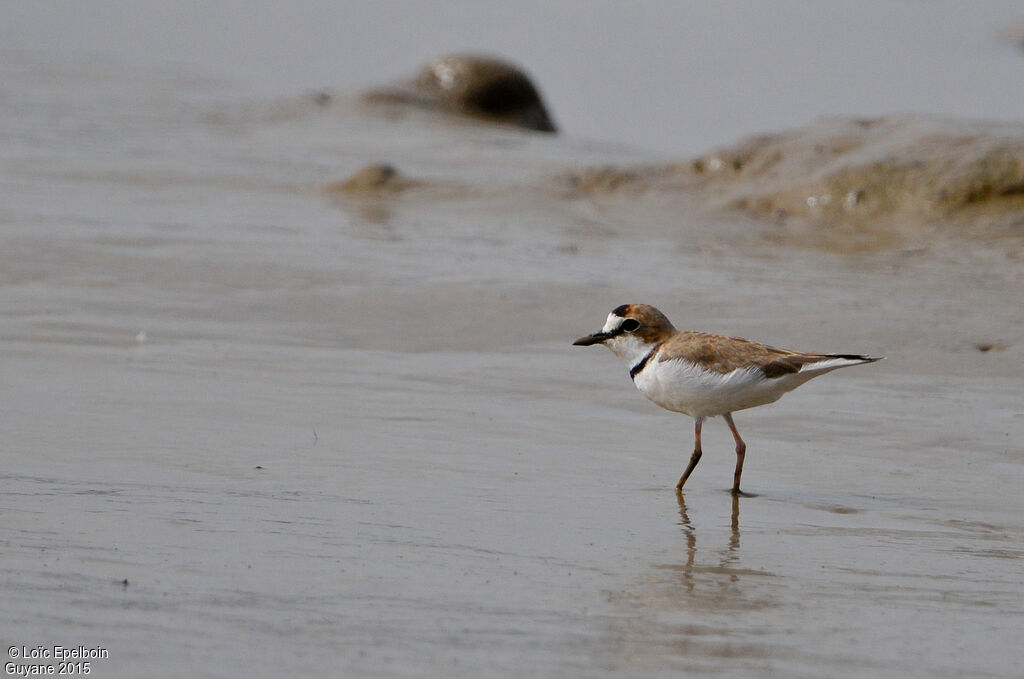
573, 304, 676, 365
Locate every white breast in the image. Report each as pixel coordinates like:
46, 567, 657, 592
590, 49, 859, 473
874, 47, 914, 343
633, 357, 808, 417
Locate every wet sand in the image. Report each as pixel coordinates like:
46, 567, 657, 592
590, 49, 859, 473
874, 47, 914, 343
3, 50, 1023, 679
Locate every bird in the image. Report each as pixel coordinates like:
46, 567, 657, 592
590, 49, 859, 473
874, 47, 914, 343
573, 304, 882, 494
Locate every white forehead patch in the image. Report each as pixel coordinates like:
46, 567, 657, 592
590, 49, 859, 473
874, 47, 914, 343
601, 312, 623, 333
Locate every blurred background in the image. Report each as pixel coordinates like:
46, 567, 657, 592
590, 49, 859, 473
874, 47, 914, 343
5, 0, 1023, 154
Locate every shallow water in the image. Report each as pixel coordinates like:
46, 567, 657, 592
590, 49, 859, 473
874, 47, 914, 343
3, 8, 1024, 677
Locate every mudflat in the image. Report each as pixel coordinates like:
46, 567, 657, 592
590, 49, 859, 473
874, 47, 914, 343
2, 51, 1022, 678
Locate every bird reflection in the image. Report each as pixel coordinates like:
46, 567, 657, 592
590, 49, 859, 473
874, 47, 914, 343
672, 490, 743, 594
675, 491, 698, 591
729, 493, 740, 556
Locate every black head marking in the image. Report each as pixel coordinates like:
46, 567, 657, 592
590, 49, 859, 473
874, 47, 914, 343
612, 304, 631, 317
600, 315, 641, 342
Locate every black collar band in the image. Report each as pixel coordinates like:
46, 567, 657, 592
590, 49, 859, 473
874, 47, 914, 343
630, 343, 661, 380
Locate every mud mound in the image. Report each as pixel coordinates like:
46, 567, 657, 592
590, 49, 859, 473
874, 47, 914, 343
324, 163, 422, 195
562, 116, 1024, 243
364, 54, 557, 132
695, 116, 1024, 235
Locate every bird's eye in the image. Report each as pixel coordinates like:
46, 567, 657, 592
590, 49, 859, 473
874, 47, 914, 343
621, 319, 640, 332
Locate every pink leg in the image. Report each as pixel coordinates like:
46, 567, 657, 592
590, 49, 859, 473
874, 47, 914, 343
723, 413, 747, 494
677, 417, 704, 490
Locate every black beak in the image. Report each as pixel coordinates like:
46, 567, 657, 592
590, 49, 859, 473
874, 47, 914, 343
573, 332, 609, 346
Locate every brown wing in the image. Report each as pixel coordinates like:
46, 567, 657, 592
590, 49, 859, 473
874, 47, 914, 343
658, 331, 819, 377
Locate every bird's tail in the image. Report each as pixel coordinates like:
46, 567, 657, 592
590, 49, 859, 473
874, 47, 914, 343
799, 354, 884, 375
